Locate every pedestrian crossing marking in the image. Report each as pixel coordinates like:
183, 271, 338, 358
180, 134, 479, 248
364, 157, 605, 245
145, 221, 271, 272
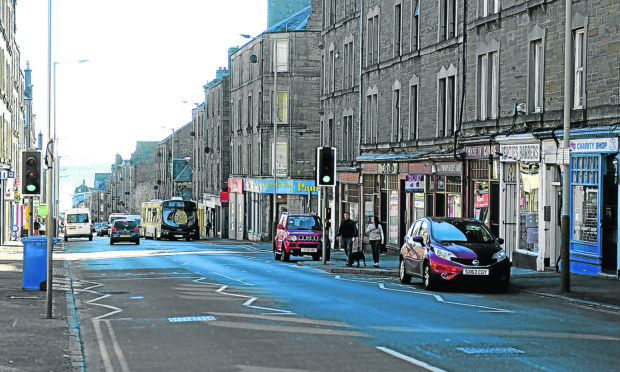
168, 315, 216, 323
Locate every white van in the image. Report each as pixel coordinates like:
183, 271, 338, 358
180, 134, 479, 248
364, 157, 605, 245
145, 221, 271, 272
64, 208, 93, 241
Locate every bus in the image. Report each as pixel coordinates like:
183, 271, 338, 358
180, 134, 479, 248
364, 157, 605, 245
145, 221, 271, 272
140, 198, 199, 240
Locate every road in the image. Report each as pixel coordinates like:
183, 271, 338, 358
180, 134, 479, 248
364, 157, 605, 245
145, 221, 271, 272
62, 236, 620, 371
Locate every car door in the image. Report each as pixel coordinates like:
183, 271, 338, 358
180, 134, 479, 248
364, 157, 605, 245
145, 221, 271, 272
412, 220, 430, 276
402, 220, 422, 274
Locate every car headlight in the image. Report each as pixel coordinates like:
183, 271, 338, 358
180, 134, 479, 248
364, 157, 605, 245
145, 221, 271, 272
493, 249, 507, 261
434, 246, 456, 261
288, 235, 297, 242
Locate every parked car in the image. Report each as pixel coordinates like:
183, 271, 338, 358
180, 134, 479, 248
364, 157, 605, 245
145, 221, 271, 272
110, 219, 140, 245
94, 222, 101, 235
98, 221, 109, 237
273, 212, 329, 262
399, 217, 511, 292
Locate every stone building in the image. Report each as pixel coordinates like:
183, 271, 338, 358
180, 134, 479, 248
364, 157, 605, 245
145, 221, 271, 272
154, 122, 193, 201
228, 0, 322, 242
193, 68, 231, 239
322, 0, 620, 276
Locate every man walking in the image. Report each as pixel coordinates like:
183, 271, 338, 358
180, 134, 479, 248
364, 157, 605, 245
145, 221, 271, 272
336, 211, 358, 258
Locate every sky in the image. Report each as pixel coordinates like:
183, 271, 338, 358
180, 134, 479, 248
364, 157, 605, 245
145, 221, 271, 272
15, 0, 267, 210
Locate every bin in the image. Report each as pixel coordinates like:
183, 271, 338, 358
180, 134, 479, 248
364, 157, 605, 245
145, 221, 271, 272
21, 237, 58, 290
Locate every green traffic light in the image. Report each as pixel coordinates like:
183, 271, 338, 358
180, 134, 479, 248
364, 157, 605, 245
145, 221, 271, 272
26, 184, 37, 192
322, 175, 331, 183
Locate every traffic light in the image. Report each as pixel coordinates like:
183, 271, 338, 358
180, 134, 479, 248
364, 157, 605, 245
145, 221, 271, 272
316, 147, 336, 186
21, 150, 42, 196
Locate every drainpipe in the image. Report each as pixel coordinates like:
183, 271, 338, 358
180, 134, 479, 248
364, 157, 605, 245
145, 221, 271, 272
358, 0, 364, 152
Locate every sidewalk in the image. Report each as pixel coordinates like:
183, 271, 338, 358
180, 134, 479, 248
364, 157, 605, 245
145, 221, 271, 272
1, 239, 620, 371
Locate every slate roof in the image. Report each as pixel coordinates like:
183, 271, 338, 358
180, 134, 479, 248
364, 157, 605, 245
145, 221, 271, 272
264, 5, 312, 33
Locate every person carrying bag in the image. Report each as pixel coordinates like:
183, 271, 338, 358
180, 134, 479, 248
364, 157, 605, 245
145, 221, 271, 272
365, 215, 384, 267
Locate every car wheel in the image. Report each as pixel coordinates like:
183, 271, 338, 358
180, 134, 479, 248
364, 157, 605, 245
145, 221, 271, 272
273, 246, 281, 260
399, 259, 411, 284
496, 275, 510, 293
136, 240, 140, 245
312, 253, 321, 261
110, 240, 114, 245
423, 262, 436, 291
280, 244, 290, 262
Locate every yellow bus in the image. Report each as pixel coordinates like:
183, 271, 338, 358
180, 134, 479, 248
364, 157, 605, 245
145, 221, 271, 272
140, 198, 199, 240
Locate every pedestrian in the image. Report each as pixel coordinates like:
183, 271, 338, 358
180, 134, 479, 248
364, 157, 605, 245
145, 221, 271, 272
336, 211, 358, 258
33, 220, 41, 236
365, 216, 384, 267
206, 220, 212, 238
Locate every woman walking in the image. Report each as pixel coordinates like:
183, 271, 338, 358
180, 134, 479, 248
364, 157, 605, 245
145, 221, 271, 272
365, 216, 384, 267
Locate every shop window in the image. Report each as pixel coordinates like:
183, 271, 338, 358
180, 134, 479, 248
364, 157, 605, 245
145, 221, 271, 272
572, 155, 599, 243
519, 163, 540, 253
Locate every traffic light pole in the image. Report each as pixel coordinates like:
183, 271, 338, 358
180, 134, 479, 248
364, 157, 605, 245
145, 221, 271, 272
46, 0, 54, 319
322, 187, 327, 265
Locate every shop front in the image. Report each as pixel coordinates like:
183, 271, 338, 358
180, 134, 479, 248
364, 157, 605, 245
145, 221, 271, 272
568, 136, 619, 276
201, 192, 228, 239
464, 144, 500, 237
496, 136, 542, 269
361, 163, 399, 250
244, 178, 318, 242
228, 178, 244, 241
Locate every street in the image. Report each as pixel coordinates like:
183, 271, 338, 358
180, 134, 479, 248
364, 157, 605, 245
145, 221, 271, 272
62, 236, 620, 371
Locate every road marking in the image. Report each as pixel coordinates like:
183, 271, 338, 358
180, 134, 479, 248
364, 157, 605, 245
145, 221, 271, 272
169, 315, 217, 322
377, 347, 447, 372
93, 319, 130, 372
339, 276, 512, 313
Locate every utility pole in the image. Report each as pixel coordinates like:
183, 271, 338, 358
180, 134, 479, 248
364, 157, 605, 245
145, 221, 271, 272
560, 0, 572, 292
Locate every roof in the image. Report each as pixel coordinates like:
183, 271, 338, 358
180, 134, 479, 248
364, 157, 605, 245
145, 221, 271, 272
264, 5, 312, 33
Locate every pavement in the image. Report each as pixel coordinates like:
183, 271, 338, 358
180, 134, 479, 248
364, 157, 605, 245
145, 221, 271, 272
1, 238, 620, 371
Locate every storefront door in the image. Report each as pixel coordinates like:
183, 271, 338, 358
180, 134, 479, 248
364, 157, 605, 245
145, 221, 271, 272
602, 159, 618, 273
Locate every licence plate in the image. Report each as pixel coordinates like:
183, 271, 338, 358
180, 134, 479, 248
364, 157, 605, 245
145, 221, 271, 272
463, 268, 489, 275
301, 248, 317, 253
120, 235, 130, 238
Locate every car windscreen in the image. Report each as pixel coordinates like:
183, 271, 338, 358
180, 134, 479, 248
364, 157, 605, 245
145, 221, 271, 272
287, 216, 322, 230
67, 213, 89, 223
431, 221, 495, 243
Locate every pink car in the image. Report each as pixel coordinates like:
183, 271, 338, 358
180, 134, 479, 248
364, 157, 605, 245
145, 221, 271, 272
273, 213, 329, 262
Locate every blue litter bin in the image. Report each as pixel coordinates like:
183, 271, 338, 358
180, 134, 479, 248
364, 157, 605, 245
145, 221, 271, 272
21, 237, 58, 290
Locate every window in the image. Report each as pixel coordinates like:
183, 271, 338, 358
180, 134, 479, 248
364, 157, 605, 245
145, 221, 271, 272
343, 40, 354, 89
330, 50, 335, 93
528, 39, 544, 113
438, 75, 456, 137
276, 91, 288, 123
366, 92, 378, 143
411, 0, 420, 51
247, 95, 253, 128
367, 15, 379, 65
409, 83, 418, 140
477, 51, 498, 120
571, 155, 599, 243
393, 88, 401, 141
343, 114, 354, 161
479, 0, 499, 18
394, 3, 402, 56
573, 28, 585, 109
440, 0, 456, 41
275, 39, 289, 72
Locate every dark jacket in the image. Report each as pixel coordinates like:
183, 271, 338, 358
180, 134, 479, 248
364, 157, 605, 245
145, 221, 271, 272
336, 218, 358, 238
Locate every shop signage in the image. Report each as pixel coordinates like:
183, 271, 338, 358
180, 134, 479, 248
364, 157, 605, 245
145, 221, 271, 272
228, 178, 244, 193
361, 163, 378, 173
408, 163, 432, 174
405, 175, 424, 193
378, 163, 398, 174
338, 172, 359, 183
0, 170, 14, 179
220, 192, 229, 203
435, 162, 462, 174
570, 138, 618, 153
465, 145, 498, 159
499, 144, 540, 162
245, 178, 318, 195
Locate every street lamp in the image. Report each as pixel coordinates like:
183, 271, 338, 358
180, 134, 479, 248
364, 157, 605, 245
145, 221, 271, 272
161, 127, 175, 199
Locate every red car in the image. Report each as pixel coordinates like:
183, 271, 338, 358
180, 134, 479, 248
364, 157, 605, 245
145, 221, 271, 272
399, 217, 511, 292
273, 212, 329, 262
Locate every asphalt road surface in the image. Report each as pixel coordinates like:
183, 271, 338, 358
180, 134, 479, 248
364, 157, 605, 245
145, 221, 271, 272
62, 236, 620, 371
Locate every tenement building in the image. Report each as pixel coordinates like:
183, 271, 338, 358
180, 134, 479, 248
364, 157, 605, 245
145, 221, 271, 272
228, 1, 322, 242
321, 0, 620, 276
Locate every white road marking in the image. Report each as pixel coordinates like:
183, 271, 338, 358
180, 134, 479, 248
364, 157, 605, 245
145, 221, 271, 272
377, 346, 447, 372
